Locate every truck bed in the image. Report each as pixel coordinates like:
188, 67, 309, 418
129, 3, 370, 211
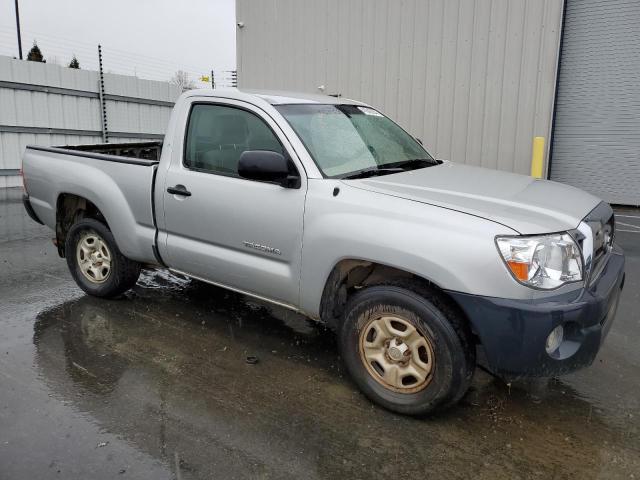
22, 142, 162, 265
26, 141, 162, 166
62, 141, 163, 161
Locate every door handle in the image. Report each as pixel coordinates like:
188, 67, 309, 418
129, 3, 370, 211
167, 185, 192, 197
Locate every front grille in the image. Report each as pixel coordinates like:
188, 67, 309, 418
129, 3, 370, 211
583, 202, 615, 283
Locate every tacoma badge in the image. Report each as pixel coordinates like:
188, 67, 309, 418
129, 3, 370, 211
243, 241, 282, 256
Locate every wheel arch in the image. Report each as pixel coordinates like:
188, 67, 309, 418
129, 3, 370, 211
318, 259, 476, 341
52, 183, 156, 265
55, 193, 108, 257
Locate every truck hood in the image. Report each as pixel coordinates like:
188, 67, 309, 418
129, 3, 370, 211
345, 162, 601, 234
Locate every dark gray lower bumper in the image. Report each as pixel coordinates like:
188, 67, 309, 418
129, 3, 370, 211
447, 249, 625, 378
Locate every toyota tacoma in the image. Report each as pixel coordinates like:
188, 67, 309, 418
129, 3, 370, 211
21, 89, 625, 415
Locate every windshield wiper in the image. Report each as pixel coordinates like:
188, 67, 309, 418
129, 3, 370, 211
340, 158, 438, 180
389, 158, 438, 169
340, 167, 404, 180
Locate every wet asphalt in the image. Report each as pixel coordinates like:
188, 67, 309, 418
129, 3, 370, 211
1, 187, 639, 480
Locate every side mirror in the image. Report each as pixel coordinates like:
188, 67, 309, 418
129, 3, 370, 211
238, 150, 300, 188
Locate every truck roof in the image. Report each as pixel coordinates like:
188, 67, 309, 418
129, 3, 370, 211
184, 88, 366, 106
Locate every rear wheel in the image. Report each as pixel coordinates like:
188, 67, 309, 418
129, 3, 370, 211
65, 218, 140, 298
339, 284, 474, 415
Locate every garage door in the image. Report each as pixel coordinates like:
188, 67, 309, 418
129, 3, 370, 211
550, 0, 640, 206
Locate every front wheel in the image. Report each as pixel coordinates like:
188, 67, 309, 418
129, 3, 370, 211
65, 218, 141, 298
339, 284, 475, 416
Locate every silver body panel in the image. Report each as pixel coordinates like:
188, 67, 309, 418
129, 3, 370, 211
22, 148, 158, 264
351, 161, 601, 234
23, 89, 605, 319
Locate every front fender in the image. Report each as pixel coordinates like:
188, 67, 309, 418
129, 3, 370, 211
299, 180, 530, 318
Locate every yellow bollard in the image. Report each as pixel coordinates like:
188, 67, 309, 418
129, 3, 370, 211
530, 136, 545, 179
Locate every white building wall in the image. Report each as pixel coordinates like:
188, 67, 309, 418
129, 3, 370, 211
236, 0, 564, 175
0, 55, 180, 187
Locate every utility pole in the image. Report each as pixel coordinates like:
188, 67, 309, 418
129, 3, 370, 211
14, 0, 23, 60
211, 70, 215, 89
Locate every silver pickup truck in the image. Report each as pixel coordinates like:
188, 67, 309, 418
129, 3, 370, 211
22, 89, 625, 415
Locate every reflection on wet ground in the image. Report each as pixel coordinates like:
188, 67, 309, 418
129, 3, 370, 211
1, 188, 639, 479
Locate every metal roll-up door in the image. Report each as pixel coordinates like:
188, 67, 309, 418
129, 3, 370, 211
551, 0, 640, 205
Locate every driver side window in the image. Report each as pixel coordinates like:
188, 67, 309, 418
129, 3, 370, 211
184, 104, 284, 176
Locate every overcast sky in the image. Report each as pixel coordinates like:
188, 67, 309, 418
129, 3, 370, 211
0, 0, 236, 85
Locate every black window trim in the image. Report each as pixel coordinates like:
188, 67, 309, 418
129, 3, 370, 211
181, 100, 301, 183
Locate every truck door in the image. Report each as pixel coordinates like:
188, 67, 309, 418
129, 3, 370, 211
159, 99, 307, 308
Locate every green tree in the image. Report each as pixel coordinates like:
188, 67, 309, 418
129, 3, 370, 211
68, 56, 80, 69
26, 41, 46, 63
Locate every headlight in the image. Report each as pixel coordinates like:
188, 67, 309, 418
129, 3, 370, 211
496, 233, 583, 289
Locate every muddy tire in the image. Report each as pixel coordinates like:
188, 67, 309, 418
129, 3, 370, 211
339, 284, 475, 416
65, 218, 140, 298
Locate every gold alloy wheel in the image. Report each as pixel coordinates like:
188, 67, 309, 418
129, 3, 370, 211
76, 231, 112, 284
359, 314, 435, 393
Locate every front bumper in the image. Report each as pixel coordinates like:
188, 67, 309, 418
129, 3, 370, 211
447, 248, 625, 378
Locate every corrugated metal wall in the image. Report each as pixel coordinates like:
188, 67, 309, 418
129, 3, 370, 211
550, 0, 640, 206
0, 55, 180, 188
236, 0, 564, 175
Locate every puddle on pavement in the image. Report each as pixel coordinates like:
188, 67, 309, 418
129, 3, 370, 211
29, 269, 640, 479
